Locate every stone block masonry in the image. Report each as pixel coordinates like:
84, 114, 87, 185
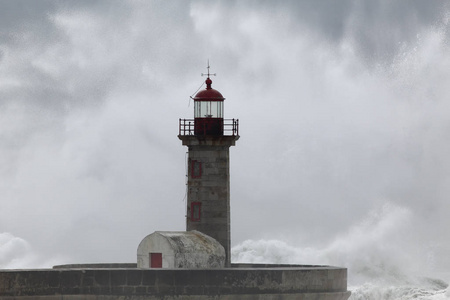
179, 135, 239, 267
0, 264, 350, 299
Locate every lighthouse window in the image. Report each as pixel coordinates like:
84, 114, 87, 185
191, 202, 201, 222
215, 101, 223, 118
195, 102, 199, 118
191, 160, 202, 178
194, 101, 223, 118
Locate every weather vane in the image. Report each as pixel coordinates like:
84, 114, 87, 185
201, 60, 216, 78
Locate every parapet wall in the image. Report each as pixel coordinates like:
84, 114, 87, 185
0, 265, 350, 300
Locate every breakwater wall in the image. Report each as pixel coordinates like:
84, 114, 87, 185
0, 264, 350, 300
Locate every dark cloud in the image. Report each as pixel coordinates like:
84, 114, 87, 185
218, 0, 448, 65
0, 1, 449, 279
0, 0, 56, 29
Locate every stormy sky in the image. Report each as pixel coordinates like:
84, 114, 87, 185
1, 0, 450, 277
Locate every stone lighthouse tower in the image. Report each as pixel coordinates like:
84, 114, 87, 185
178, 66, 239, 266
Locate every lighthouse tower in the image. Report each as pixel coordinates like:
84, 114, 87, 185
178, 66, 239, 266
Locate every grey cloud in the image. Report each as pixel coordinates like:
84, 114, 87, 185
1, 1, 450, 277
219, 0, 448, 64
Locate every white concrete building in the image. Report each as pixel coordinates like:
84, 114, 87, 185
137, 231, 225, 269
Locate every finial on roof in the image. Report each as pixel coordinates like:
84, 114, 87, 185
201, 60, 216, 90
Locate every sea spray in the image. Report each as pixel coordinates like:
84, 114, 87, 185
0, 233, 31, 268
231, 202, 449, 300
0, 232, 66, 269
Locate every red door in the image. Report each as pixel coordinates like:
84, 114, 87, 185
150, 253, 162, 268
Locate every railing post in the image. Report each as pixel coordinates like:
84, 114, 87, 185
232, 119, 235, 136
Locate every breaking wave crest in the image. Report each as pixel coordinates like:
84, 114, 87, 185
231, 203, 450, 300
0, 232, 65, 269
0, 232, 33, 269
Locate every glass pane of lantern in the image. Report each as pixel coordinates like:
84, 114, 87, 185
194, 101, 201, 118
210, 102, 223, 118
209, 102, 217, 118
195, 101, 223, 118
218, 101, 223, 118
200, 101, 209, 117
195, 101, 208, 118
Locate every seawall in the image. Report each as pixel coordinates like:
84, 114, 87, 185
0, 264, 350, 300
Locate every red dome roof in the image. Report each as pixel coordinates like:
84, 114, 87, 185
194, 78, 225, 101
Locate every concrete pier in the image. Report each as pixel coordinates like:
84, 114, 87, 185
0, 264, 350, 300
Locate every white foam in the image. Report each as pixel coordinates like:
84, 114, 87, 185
231, 203, 449, 300
0, 232, 66, 269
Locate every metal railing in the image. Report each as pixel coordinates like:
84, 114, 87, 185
179, 119, 239, 136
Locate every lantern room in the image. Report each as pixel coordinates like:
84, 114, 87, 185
193, 77, 224, 136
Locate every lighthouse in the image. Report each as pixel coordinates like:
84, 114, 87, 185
178, 66, 239, 266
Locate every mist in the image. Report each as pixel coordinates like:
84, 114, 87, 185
1, 2, 450, 296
